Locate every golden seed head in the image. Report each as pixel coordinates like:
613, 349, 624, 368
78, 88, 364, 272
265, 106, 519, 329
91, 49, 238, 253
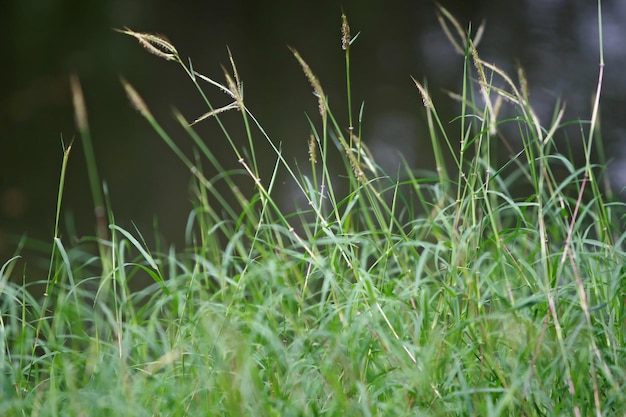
411, 77, 433, 109
118, 28, 178, 61
121, 78, 152, 119
308, 133, 317, 164
290, 47, 326, 119
470, 41, 487, 89
70, 75, 88, 132
222, 67, 243, 108
341, 13, 351, 51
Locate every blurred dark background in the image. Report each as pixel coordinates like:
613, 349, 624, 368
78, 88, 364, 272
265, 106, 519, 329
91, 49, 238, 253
2, 0, 625, 279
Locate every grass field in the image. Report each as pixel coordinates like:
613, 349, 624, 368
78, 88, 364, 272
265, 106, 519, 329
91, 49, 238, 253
2, 5, 625, 416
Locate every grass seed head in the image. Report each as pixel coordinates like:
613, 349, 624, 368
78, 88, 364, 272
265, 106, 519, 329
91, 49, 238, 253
290, 47, 327, 119
118, 28, 178, 61
70, 75, 88, 133
411, 77, 433, 109
341, 12, 351, 51
308, 132, 318, 164
121, 78, 153, 119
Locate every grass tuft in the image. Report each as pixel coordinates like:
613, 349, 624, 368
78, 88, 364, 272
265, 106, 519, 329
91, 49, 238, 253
2, 4, 625, 416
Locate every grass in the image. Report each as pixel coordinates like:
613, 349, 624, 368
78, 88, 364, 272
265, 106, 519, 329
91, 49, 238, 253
2, 4, 626, 416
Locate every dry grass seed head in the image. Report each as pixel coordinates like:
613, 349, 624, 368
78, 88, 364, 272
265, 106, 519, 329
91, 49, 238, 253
118, 28, 178, 61
222, 66, 244, 110
470, 41, 487, 89
516, 62, 530, 103
308, 132, 318, 164
436, 4, 468, 55
227, 47, 242, 88
338, 139, 365, 181
470, 41, 498, 135
341, 12, 351, 51
70, 75, 88, 132
290, 47, 327, 119
190, 102, 240, 126
121, 78, 153, 119
436, 4, 485, 57
473, 19, 486, 46
411, 77, 433, 109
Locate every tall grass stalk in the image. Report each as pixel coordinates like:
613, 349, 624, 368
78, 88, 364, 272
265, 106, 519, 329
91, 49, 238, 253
1, 3, 625, 416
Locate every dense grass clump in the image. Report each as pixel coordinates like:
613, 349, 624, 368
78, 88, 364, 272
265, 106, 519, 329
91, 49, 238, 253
2, 5, 625, 416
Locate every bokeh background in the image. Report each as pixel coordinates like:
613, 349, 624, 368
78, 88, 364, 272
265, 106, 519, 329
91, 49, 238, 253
2, 0, 625, 278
